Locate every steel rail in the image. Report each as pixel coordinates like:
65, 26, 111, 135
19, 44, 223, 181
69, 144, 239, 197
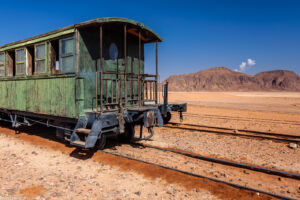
169, 122, 300, 139
176, 112, 300, 126
101, 150, 296, 200
164, 123, 300, 143
134, 143, 300, 180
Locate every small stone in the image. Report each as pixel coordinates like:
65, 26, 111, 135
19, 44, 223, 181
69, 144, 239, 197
166, 189, 172, 194
289, 143, 297, 149
14, 162, 23, 166
243, 170, 249, 174
8, 189, 14, 195
31, 151, 38, 155
278, 177, 281, 181
256, 192, 260, 196
134, 191, 141, 196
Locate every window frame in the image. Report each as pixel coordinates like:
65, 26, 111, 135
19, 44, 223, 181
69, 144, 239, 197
15, 48, 26, 76
59, 36, 75, 73
0, 52, 5, 77
34, 42, 48, 74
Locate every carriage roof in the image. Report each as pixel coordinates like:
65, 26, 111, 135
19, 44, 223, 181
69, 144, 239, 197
0, 17, 163, 52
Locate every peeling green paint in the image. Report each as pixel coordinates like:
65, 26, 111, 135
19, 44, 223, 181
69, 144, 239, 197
0, 76, 77, 118
0, 18, 157, 121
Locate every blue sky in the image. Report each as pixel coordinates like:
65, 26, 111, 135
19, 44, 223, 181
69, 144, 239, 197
0, 0, 300, 80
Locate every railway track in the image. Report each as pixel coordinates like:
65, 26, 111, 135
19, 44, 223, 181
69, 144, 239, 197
102, 148, 297, 200
164, 122, 300, 143
175, 112, 300, 126
134, 143, 300, 180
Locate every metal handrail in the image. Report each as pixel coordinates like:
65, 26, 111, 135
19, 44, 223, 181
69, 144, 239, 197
95, 71, 158, 112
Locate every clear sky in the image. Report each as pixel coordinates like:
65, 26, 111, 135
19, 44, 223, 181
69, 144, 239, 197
0, 0, 299, 80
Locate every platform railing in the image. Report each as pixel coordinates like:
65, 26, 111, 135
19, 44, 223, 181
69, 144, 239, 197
95, 71, 158, 112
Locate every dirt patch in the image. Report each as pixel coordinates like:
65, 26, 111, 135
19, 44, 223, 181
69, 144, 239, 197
20, 185, 47, 200
94, 152, 274, 200
0, 125, 278, 200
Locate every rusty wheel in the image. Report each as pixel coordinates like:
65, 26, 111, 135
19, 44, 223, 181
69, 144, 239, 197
119, 123, 135, 142
96, 134, 106, 150
163, 112, 171, 124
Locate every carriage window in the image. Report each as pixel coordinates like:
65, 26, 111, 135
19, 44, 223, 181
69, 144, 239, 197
35, 43, 47, 74
15, 48, 26, 75
60, 37, 75, 73
109, 43, 118, 61
0, 53, 5, 76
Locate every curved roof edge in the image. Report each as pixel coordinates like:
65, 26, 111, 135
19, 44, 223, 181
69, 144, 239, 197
77, 17, 163, 42
0, 17, 163, 51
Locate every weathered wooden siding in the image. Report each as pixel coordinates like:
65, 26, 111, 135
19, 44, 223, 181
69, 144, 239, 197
0, 76, 77, 118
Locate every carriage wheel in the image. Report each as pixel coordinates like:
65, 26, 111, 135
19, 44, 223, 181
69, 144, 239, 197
125, 123, 135, 142
96, 134, 107, 150
163, 112, 171, 124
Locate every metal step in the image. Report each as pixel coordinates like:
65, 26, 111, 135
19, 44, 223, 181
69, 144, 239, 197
75, 128, 91, 135
72, 140, 86, 148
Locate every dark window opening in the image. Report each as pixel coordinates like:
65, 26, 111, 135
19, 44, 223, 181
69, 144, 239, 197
27, 46, 34, 75
7, 51, 15, 76
50, 40, 60, 74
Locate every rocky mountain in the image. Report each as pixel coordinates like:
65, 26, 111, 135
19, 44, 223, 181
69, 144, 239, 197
164, 67, 300, 91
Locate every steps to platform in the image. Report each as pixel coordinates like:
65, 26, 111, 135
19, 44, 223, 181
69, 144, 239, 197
75, 128, 91, 135
72, 140, 86, 147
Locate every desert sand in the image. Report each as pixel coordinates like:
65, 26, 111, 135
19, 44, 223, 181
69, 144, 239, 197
0, 92, 299, 199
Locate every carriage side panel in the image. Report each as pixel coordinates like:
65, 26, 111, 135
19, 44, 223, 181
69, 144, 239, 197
0, 76, 77, 118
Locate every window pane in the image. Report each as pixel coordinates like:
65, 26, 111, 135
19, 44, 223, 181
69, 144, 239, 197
16, 49, 25, 62
61, 56, 74, 73
36, 44, 46, 59
36, 60, 46, 73
0, 53, 4, 65
0, 66, 4, 76
109, 43, 118, 60
16, 63, 25, 75
62, 38, 73, 55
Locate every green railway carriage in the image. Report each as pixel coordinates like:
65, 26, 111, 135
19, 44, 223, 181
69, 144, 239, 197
0, 18, 186, 149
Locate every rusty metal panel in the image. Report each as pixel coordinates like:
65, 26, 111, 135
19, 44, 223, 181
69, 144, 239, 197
0, 76, 77, 118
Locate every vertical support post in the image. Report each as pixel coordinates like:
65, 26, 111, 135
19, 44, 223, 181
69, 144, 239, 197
96, 72, 98, 112
124, 25, 127, 107
163, 82, 168, 116
100, 25, 103, 112
138, 31, 141, 106
155, 41, 158, 104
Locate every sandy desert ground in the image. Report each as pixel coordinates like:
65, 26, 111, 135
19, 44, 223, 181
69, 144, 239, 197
0, 92, 300, 200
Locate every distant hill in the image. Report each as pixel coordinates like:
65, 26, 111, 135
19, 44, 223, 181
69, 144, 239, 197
164, 67, 300, 91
